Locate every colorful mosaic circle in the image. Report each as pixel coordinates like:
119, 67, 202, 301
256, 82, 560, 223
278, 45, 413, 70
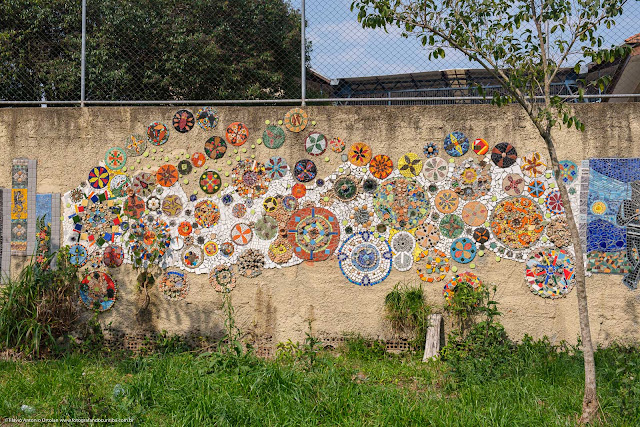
147, 122, 169, 146
444, 131, 469, 157
398, 153, 423, 177
178, 221, 192, 237
255, 215, 278, 240
123, 195, 145, 219
132, 172, 156, 197
232, 203, 247, 218
69, 244, 88, 267
109, 174, 130, 197
80, 271, 117, 312
443, 272, 482, 304
124, 134, 147, 157
521, 152, 546, 178
337, 231, 393, 286
527, 180, 546, 197
231, 223, 253, 246
416, 249, 450, 283
440, 214, 465, 239
293, 159, 317, 182
182, 245, 204, 269
391, 231, 415, 253
177, 160, 193, 175
156, 164, 179, 187
292, 183, 306, 198
105, 147, 127, 170
265, 156, 289, 180
462, 201, 488, 227
194, 200, 220, 227
423, 142, 439, 158
263, 125, 286, 149
503, 173, 525, 196
159, 271, 189, 300
472, 138, 489, 155
203, 241, 219, 256
173, 109, 194, 133
348, 142, 373, 166
226, 122, 249, 146
284, 108, 308, 133
204, 136, 227, 159
559, 160, 578, 184
545, 190, 564, 214
415, 222, 440, 249
220, 242, 234, 257
329, 138, 345, 153
334, 176, 358, 201
161, 195, 183, 217
525, 248, 575, 298
450, 237, 477, 263
286, 206, 340, 261
263, 196, 278, 212
422, 156, 448, 182
103, 245, 124, 268
196, 107, 219, 131
199, 170, 222, 194
269, 237, 293, 263
435, 190, 459, 214
373, 178, 430, 230
473, 227, 490, 244
591, 201, 607, 215
490, 196, 544, 249
210, 265, 236, 293
191, 152, 206, 167
451, 159, 492, 201
491, 142, 518, 168
232, 160, 270, 198
369, 154, 393, 180
88, 166, 109, 189
305, 132, 327, 156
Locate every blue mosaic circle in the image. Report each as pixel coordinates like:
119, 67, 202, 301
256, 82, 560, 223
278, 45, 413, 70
450, 237, 477, 264
337, 231, 392, 286
443, 132, 469, 157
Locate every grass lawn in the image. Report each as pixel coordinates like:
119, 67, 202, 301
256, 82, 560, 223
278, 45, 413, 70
0, 341, 638, 426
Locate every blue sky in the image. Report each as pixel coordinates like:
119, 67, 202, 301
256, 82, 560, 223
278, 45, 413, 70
291, 0, 640, 79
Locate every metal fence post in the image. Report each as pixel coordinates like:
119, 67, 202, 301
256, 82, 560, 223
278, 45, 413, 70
80, 0, 86, 107
300, 0, 306, 106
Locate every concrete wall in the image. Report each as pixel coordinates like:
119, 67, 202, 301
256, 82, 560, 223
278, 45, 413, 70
1, 104, 639, 350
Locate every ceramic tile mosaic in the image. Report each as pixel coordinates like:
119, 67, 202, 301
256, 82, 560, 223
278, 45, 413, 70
11, 159, 37, 256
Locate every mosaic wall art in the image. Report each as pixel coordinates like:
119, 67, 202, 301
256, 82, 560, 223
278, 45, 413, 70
11, 159, 37, 256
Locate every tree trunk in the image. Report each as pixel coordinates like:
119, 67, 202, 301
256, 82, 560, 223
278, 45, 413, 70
538, 130, 599, 424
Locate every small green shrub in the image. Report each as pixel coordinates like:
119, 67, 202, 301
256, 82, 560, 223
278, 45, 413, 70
384, 282, 432, 350
341, 333, 388, 360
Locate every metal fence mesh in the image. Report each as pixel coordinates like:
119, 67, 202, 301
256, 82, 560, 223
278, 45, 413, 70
0, 0, 638, 104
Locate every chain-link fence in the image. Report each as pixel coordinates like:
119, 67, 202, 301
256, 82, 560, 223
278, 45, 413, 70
0, 0, 639, 105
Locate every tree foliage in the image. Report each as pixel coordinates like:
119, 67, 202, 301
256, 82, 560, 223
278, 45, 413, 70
0, 0, 304, 101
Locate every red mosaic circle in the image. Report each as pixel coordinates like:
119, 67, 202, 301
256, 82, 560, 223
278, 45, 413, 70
226, 122, 249, 146
191, 152, 206, 167
156, 164, 179, 187
286, 206, 340, 261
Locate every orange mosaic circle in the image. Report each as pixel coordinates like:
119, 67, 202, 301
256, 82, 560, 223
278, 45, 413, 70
191, 152, 206, 168
292, 183, 306, 199
434, 190, 459, 214
461, 201, 488, 226
348, 142, 372, 166
369, 154, 393, 179
156, 164, 179, 187
226, 122, 249, 146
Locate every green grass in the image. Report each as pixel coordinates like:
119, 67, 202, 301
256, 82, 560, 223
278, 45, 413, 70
0, 343, 639, 426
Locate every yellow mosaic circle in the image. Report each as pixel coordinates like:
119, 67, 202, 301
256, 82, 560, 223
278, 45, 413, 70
398, 152, 423, 177
284, 108, 308, 133
591, 201, 607, 215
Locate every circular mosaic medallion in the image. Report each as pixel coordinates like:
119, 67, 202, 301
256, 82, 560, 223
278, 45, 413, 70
373, 178, 430, 230
398, 153, 423, 177
472, 138, 489, 155
444, 131, 469, 157
363, 178, 378, 194
105, 147, 127, 170
348, 142, 372, 166
440, 214, 465, 239
490, 196, 544, 249
232, 160, 270, 198
268, 237, 293, 263
196, 107, 219, 131
287, 206, 340, 261
292, 183, 306, 198
204, 136, 227, 159
161, 195, 183, 217
391, 231, 415, 253
255, 215, 278, 240
416, 249, 450, 283
334, 176, 358, 201
422, 156, 448, 182
525, 248, 575, 298
559, 160, 578, 184
263, 125, 286, 149
182, 245, 204, 269
191, 152, 206, 168
283, 195, 298, 211
103, 245, 124, 268
226, 122, 249, 146
210, 265, 236, 292
265, 156, 289, 180
109, 174, 130, 198
369, 154, 393, 180
503, 173, 525, 196
443, 272, 482, 304
451, 159, 492, 201
80, 271, 117, 311
232, 203, 247, 218
284, 108, 308, 133
178, 221, 193, 237
231, 223, 253, 246
435, 190, 459, 214
203, 241, 219, 256
263, 197, 278, 213
199, 170, 222, 194
194, 200, 220, 227
521, 152, 546, 178
547, 217, 571, 247
88, 166, 109, 189
293, 159, 317, 182
158, 271, 189, 300
393, 252, 413, 271
545, 190, 564, 214
220, 242, 234, 257
177, 160, 193, 175
124, 134, 147, 157
147, 122, 169, 146
527, 180, 546, 197
491, 142, 518, 168
423, 142, 439, 158
132, 172, 156, 197
305, 132, 327, 156
156, 164, 179, 187
329, 138, 345, 153
337, 231, 393, 286
473, 227, 490, 244
123, 195, 145, 219
591, 201, 607, 215
69, 244, 88, 267
415, 222, 440, 249
237, 249, 265, 278
172, 110, 194, 133
450, 237, 477, 263
461, 201, 488, 226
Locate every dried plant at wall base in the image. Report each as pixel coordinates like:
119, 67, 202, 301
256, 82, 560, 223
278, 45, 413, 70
352, 0, 632, 421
